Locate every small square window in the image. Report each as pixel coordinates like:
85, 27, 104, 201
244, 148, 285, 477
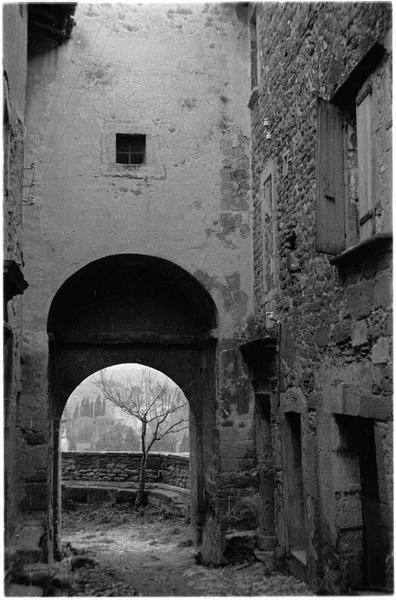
116, 134, 145, 165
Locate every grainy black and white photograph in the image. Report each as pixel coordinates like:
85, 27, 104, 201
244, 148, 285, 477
3, 0, 392, 596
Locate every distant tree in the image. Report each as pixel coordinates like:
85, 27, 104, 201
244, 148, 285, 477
151, 431, 177, 453
76, 418, 95, 442
94, 396, 102, 417
94, 368, 188, 506
124, 426, 140, 450
94, 423, 140, 452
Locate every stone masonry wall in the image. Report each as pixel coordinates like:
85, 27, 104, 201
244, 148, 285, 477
62, 452, 190, 489
252, 2, 392, 592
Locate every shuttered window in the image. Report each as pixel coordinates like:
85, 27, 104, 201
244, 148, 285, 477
316, 99, 346, 254
356, 86, 374, 240
317, 44, 386, 257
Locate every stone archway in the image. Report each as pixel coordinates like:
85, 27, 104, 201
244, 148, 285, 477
47, 254, 218, 556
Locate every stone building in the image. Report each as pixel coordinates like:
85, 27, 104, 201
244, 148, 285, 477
246, 2, 393, 592
3, 2, 392, 595
13, 1, 254, 574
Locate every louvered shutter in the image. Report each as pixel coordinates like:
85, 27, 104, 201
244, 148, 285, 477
316, 99, 345, 254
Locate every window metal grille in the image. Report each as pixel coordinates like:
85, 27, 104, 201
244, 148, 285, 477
116, 134, 146, 165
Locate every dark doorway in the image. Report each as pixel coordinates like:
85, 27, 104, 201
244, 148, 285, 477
284, 412, 306, 560
255, 392, 275, 549
337, 416, 390, 589
358, 420, 388, 587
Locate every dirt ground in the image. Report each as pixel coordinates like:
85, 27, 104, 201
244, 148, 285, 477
62, 503, 313, 596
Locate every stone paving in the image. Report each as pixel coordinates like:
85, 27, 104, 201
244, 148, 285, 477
63, 504, 313, 596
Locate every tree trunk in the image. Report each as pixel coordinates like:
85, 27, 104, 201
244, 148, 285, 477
136, 421, 148, 506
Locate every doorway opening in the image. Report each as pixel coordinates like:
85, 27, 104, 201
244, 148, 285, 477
60, 363, 193, 570
284, 411, 307, 563
335, 415, 391, 590
255, 392, 275, 550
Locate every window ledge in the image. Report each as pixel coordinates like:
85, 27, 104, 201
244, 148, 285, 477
329, 233, 392, 268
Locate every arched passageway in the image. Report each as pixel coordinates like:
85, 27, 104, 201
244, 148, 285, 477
48, 254, 217, 556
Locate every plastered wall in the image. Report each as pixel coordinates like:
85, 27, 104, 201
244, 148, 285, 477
21, 3, 255, 561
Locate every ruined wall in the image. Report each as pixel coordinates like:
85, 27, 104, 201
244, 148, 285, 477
62, 452, 190, 489
21, 3, 254, 562
3, 3, 28, 556
251, 2, 392, 591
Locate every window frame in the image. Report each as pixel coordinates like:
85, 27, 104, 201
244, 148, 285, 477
316, 43, 387, 256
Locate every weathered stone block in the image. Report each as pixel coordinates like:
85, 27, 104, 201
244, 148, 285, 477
345, 280, 374, 319
351, 320, 368, 347
314, 325, 329, 347
19, 483, 47, 510
371, 337, 391, 365
336, 492, 363, 529
373, 270, 392, 308
219, 441, 255, 459
334, 321, 351, 345
7, 584, 43, 596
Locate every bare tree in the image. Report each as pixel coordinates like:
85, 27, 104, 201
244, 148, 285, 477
94, 368, 188, 506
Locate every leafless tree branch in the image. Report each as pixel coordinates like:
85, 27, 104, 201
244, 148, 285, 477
93, 367, 189, 506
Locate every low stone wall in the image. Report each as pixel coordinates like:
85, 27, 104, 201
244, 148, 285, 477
62, 452, 190, 489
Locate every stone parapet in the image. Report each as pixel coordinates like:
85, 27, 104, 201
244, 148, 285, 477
62, 452, 190, 489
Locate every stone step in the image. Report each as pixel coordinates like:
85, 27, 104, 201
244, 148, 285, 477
17, 562, 52, 587
253, 548, 274, 570
14, 521, 45, 564
224, 530, 257, 561
12, 559, 72, 594
62, 482, 190, 506
6, 583, 44, 596
257, 532, 277, 551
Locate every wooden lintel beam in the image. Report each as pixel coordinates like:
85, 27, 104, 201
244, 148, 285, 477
48, 332, 216, 347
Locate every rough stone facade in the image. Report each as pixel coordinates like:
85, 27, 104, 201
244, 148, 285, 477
62, 452, 190, 489
3, 2, 392, 594
248, 2, 392, 593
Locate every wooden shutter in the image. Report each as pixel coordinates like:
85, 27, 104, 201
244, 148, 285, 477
356, 86, 374, 241
316, 99, 345, 254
